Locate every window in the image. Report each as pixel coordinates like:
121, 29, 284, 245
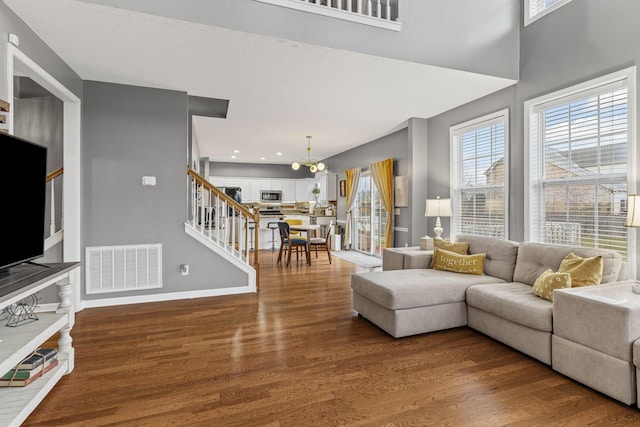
525, 68, 636, 261
450, 109, 509, 240
354, 172, 388, 256
525, 0, 574, 26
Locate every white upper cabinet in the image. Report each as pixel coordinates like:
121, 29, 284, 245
317, 173, 337, 202
281, 180, 296, 202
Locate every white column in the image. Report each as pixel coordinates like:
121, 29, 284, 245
56, 275, 75, 373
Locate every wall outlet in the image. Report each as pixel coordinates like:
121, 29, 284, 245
180, 264, 189, 276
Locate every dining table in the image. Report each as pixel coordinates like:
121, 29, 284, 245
289, 223, 320, 265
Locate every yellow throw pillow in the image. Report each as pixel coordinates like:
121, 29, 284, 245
432, 247, 485, 275
431, 239, 470, 267
533, 269, 572, 301
558, 252, 603, 287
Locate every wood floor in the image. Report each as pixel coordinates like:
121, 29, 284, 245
23, 250, 640, 426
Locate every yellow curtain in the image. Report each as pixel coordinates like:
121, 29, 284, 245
370, 158, 394, 248
343, 168, 360, 249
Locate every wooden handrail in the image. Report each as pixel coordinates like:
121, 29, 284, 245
47, 167, 63, 182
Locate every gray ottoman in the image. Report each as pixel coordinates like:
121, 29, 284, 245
351, 269, 504, 338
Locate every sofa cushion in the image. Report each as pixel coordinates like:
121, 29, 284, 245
558, 252, 603, 287
432, 248, 485, 275
431, 239, 469, 267
466, 282, 554, 332
532, 269, 572, 301
351, 269, 505, 310
513, 242, 622, 286
455, 234, 520, 282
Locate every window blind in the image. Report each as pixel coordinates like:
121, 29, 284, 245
526, 0, 573, 25
451, 110, 508, 239
530, 82, 629, 259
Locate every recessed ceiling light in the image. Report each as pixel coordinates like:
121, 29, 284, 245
233, 149, 240, 153
276, 152, 282, 156
231, 155, 237, 159
260, 157, 265, 160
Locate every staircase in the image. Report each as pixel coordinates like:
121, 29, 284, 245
43, 166, 261, 291
186, 167, 261, 290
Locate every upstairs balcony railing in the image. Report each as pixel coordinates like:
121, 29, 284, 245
255, 0, 401, 30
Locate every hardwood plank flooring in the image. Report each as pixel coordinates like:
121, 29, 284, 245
22, 250, 640, 426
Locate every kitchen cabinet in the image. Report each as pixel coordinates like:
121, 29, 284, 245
210, 176, 316, 203
317, 173, 337, 202
281, 180, 296, 202
295, 178, 315, 201
248, 180, 261, 202
267, 180, 282, 191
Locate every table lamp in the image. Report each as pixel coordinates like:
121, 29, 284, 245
425, 197, 452, 239
625, 194, 640, 293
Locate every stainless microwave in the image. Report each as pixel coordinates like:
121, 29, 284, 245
260, 190, 282, 202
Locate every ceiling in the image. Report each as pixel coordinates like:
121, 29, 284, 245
4, 0, 516, 166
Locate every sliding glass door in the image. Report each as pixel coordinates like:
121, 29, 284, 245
354, 173, 388, 256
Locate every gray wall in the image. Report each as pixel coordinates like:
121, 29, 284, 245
82, 81, 247, 301
209, 162, 314, 179
83, 0, 520, 80
322, 126, 411, 247
0, 3, 82, 101
425, 0, 640, 265
427, 86, 517, 239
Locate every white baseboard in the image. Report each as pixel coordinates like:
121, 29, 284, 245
80, 286, 255, 309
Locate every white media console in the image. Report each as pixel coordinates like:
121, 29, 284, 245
0, 262, 79, 427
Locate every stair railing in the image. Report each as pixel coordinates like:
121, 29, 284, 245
46, 167, 63, 240
187, 167, 260, 288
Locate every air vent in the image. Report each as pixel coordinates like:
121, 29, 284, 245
86, 244, 162, 294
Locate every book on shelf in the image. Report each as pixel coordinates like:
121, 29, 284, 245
14, 348, 57, 370
0, 359, 59, 387
2, 357, 58, 380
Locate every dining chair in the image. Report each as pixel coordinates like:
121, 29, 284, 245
284, 218, 306, 241
277, 222, 309, 266
309, 221, 333, 264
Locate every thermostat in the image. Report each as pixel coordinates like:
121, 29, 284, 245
142, 176, 156, 186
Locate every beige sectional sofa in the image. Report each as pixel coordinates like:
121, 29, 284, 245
351, 234, 637, 405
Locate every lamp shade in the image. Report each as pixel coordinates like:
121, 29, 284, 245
425, 197, 452, 217
626, 194, 640, 227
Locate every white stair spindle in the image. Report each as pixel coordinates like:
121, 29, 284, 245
386, 0, 391, 20
357, 0, 362, 14
376, 0, 381, 17
367, 0, 372, 15
207, 189, 213, 239
50, 177, 56, 236
338, 0, 343, 10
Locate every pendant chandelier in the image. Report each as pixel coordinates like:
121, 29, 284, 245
291, 136, 325, 173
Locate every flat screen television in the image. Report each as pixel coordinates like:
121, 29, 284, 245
0, 132, 47, 273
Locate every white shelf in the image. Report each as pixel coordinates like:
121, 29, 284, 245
0, 262, 79, 427
0, 359, 68, 427
0, 313, 68, 376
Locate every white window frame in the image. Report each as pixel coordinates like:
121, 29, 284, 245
524, 67, 637, 275
524, 0, 574, 26
450, 108, 510, 241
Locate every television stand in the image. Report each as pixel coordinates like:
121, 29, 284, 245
24, 261, 52, 269
0, 262, 79, 426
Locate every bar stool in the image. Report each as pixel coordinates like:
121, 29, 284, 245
267, 221, 280, 251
